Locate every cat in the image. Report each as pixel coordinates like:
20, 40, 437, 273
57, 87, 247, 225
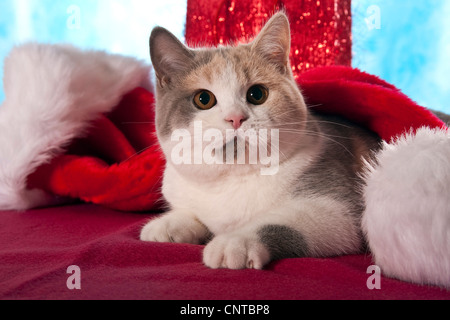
140, 12, 381, 269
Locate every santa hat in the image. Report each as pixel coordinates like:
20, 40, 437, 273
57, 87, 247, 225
0, 43, 164, 212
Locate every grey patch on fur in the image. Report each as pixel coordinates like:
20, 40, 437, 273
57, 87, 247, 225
156, 90, 201, 138
258, 225, 309, 260
154, 51, 218, 138
294, 112, 381, 216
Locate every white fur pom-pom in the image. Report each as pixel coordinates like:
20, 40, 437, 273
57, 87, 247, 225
362, 127, 450, 289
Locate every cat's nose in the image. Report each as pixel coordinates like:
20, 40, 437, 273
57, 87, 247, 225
225, 113, 248, 130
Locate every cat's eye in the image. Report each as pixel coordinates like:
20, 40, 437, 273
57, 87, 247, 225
193, 90, 217, 110
247, 85, 269, 105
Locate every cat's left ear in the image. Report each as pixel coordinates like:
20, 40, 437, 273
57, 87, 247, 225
251, 12, 291, 73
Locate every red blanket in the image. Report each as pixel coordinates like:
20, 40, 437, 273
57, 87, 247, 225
1, 204, 449, 300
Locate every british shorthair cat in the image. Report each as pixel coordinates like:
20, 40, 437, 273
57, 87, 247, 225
140, 12, 381, 269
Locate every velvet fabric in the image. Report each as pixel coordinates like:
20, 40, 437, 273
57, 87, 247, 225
1, 205, 449, 300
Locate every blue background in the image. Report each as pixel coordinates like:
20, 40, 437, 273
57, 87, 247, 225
0, 0, 449, 112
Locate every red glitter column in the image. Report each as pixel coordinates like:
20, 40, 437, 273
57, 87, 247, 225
185, 0, 352, 77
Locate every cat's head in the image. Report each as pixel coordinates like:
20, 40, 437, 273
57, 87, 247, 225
150, 12, 308, 178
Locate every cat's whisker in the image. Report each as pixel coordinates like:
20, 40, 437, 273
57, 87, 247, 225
258, 135, 288, 163
305, 103, 324, 109
277, 129, 355, 157
275, 120, 353, 129
121, 122, 154, 125
277, 127, 349, 137
278, 128, 354, 140
121, 145, 154, 164
270, 109, 302, 120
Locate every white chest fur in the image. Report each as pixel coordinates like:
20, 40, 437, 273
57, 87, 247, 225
162, 162, 295, 235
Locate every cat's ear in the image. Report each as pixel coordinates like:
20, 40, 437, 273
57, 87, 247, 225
150, 27, 195, 87
251, 12, 291, 73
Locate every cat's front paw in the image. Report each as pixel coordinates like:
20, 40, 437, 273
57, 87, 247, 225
140, 213, 208, 245
203, 232, 271, 270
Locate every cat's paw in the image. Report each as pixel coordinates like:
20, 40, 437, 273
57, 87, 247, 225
140, 213, 208, 245
203, 232, 271, 270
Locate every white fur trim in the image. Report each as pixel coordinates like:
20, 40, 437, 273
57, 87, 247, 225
0, 43, 151, 210
363, 127, 450, 289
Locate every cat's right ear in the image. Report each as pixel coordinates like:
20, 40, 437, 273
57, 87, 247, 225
150, 27, 194, 87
